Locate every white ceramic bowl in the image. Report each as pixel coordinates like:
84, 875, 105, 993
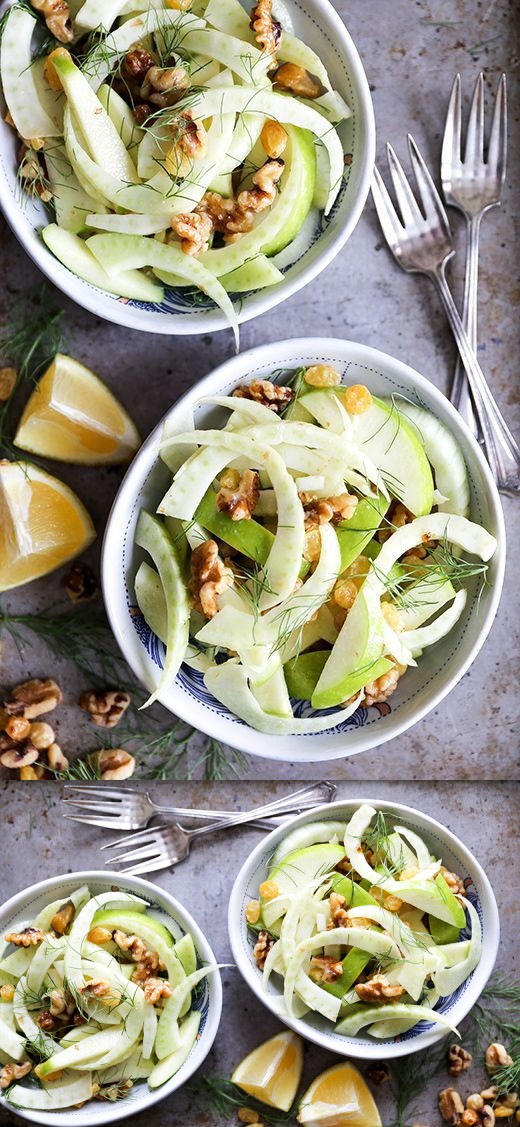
0, 871, 222, 1126
0, 0, 374, 335
228, 797, 500, 1059
102, 337, 505, 763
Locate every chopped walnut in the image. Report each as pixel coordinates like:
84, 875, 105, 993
439, 1089, 465, 1125
440, 866, 466, 898
467, 1096, 485, 1111
0, 367, 17, 402
0, 738, 39, 769
142, 977, 173, 1005
170, 210, 213, 256
166, 111, 206, 177
329, 891, 349, 928
250, 0, 281, 66
448, 1044, 472, 1076
97, 1080, 133, 1101
80, 979, 121, 1005
232, 379, 293, 413
366, 1062, 391, 1084
0, 1061, 32, 1089
50, 901, 75, 935
274, 62, 327, 99
47, 743, 69, 773
4, 678, 62, 720
4, 927, 53, 947
140, 64, 189, 107
30, 0, 72, 41
485, 1043, 513, 1071
253, 929, 274, 970
113, 932, 164, 978
124, 46, 155, 80
480, 1088, 499, 1101
237, 158, 284, 215
309, 955, 343, 983
37, 1009, 63, 1031
217, 469, 260, 521
49, 988, 75, 1017
302, 492, 358, 530
355, 974, 405, 1002
363, 662, 407, 707
80, 690, 130, 728
62, 562, 98, 604
378, 501, 414, 543
190, 540, 233, 618
479, 1110, 495, 1127
98, 749, 135, 781
29, 722, 55, 750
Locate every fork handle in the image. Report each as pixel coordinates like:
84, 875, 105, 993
434, 266, 520, 494
450, 215, 483, 440
184, 782, 336, 840
150, 781, 336, 821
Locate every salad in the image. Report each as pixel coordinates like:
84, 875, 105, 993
244, 804, 481, 1040
0, 884, 217, 1110
0, 0, 349, 337
133, 365, 497, 735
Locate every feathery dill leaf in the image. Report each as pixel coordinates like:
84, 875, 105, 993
0, 285, 64, 456
185, 1075, 298, 1124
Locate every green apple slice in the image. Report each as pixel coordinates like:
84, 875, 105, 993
261, 842, 346, 929
285, 650, 392, 702
148, 1009, 200, 1089
320, 948, 373, 1001
343, 395, 434, 517
312, 585, 385, 709
92, 909, 175, 947
335, 495, 390, 573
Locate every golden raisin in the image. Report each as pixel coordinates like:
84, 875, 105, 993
5, 716, 31, 742
0, 985, 14, 1001
333, 578, 358, 610
344, 384, 372, 414
259, 881, 279, 901
261, 120, 288, 159
43, 47, 70, 90
303, 529, 321, 563
381, 601, 401, 631
304, 364, 341, 388
245, 900, 261, 925
87, 927, 112, 945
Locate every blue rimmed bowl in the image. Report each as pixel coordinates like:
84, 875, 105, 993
0, 0, 374, 335
0, 870, 222, 1126
228, 797, 500, 1059
101, 337, 505, 763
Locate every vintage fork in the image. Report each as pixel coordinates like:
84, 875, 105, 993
371, 134, 520, 495
441, 72, 507, 438
99, 786, 336, 875
62, 780, 337, 831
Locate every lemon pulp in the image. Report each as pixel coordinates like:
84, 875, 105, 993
297, 1062, 382, 1127
232, 1030, 303, 1112
14, 354, 140, 464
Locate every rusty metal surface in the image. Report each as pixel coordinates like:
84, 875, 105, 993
0, 0, 518, 781
0, 779, 517, 1126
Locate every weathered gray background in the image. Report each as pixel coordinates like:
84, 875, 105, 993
0, 780, 517, 1126
0, 0, 518, 782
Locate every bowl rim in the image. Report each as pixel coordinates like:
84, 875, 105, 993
101, 335, 506, 762
0, 0, 375, 335
0, 870, 223, 1127
227, 796, 500, 1059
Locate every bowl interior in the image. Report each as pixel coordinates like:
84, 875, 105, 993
0, 0, 374, 333
102, 337, 505, 761
228, 799, 499, 1059
0, 872, 221, 1126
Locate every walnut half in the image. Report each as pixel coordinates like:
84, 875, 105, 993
190, 540, 233, 618
217, 469, 260, 521
80, 690, 130, 728
355, 974, 405, 1002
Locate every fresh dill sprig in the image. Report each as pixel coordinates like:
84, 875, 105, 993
0, 602, 247, 780
0, 285, 64, 456
185, 1075, 299, 1125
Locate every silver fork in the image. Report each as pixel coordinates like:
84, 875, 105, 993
441, 72, 507, 438
371, 134, 520, 495
62, 780, 336, 831
99, 786, 336, 875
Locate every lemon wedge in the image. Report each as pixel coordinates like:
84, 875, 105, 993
232, 1030, 303, 1112
0, 460, 96, 591
297, 1062, 382, 1127
14, 354, 140, 464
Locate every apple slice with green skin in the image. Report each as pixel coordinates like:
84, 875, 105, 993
429, 915, 460, 945
321, 948, 373, 1002
335, 495, 390, 573
285, 650, 392, 702
174, 933, 197, 977
387, 875, 467, 928
261, 842, 346, 929
195, 488, 309, 576
312, 584, 385, 709
92, 909, 175, 947
148, 1009, 201, 1089
338, 393, 434, 517
329, 875, 379, 909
